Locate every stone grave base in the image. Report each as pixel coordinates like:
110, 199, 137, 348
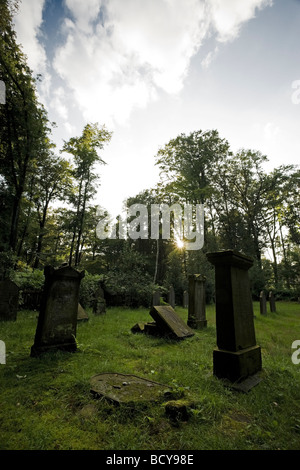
213, 344, 262, 383
30, 340, 77, 357
187, 319, 207, 329
90, 373, 171, 406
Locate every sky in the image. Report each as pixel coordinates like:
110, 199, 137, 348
12, 0, 300, 218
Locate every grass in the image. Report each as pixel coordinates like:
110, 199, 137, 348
0, 301, 300, 450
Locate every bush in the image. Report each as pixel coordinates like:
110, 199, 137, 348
79, 273, 104, 308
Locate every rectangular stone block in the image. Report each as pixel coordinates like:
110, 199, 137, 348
213, 345, 262, 383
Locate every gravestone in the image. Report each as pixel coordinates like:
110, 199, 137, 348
149, 305, 194, 340
269, 291, 276, 313
93, 283, 106, 315
0, 279, 19, 321
168, 285, 175, 308
183, 290, 188, 308
259, 291, 267, 315
152, 290, 161, 306
206, 250, 262, 385
77, 303, 89, 322
31, 265, 85, 357
187, 274, 207, 329
90, 373, 172, 406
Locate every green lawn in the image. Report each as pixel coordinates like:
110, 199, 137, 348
0, 301, 300, 450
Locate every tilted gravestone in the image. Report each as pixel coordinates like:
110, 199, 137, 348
77, 303, 89, 322
206, 250, 262, 386
259, 291, 267, 315
93, 283, 106, 315
168, 285, 175, 308
183, 290, 188, 308
149, 305, 194, 340
0, 279, 19, 322
31, 265, 85, 357
269, 291, 276, 313
187, 274, 207, 329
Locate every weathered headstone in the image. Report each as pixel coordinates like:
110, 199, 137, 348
183, 290, 188, 308
149, 305, 194, 340
90, 373, 172, 406
269, 291, 276, 313
206, 250, 262, 386
168, 285, 175, 308
0, 279, 19, 321
259, 291, 267, 315
187, 274, 207, 329
31, 265, 85, 357
93, 283, 106, 315
77, 303, 89, 322
152, 290, 161, 306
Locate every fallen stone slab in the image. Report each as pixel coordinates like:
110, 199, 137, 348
90, 372, 172, 406
149, 305, 194, 340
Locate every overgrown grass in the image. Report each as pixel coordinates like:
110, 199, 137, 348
0, 302, 300, 450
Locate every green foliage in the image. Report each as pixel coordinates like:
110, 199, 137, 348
104, 243, 155, 307
79, 273, 104, 308
13, 269, 45, 291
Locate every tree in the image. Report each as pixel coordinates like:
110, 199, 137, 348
31, 149, 73, 268
0, 1, 54, 252
62, 123, 112, 266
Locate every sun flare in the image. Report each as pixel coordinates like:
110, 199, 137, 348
176, 239, 185, 249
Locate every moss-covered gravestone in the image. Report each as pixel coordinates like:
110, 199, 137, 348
0, 279, 19, 322
187, 274, 207, 329
260, 291, 267, 315
93, 283, 106, 315
31, 265, 85, 357
206, 250, 262, 387
168, 285, 175, 308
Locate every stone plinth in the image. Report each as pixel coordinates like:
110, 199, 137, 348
206, 250, 262, 384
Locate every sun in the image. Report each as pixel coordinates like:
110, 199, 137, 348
175, 238, 185, 249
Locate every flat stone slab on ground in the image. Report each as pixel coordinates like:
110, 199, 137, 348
149, 305, 194, 339
90, 373, 171, 405
222, 373, 262, 393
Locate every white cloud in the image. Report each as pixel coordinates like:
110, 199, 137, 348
51, 0, 273, 126
50, 86, 68, 120
13, 0, 47, 73
209, 0, 273, 42
13, 0, 273, 130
